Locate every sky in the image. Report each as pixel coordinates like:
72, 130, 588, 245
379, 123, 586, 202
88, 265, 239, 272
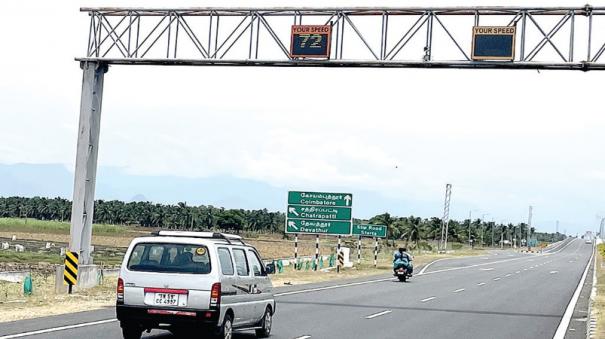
0, 0, 604, 235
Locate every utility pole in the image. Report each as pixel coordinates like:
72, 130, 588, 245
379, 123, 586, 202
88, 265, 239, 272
556, 220, 559, 234
69, 61, 108, 265
468, 210, 472, 248
600, 218, 605, 239
439, 184, 452, 252
527, 206, 533, 249
491, 218, 495, 247
480, 213, 489, 247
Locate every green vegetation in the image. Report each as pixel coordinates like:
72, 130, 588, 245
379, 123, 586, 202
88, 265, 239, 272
0, 250, 61, 264
0, 196, 565, 246
0, 217, 126, 235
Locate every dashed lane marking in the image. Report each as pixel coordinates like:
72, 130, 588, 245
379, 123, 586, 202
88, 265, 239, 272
453, 288, 465, 293
365, 310, 392, 319
550, 271, 559, 274
505, 274, 512, 277
421, 297, 436, 302
515, 271, 521, 274
477, 282, 486, 286
295, 336, 312, 339
480, 268, 494, 271
493, 277, 501, 281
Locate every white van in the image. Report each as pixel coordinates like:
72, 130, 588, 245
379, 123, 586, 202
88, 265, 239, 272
116, 231, 276, 339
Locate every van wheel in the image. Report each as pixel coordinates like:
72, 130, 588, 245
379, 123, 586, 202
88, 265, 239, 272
255, 307, 272, 338
215, 314, 233, 339
120, 322, 142, 339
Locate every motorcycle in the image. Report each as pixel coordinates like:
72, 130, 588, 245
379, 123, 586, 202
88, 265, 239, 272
393, 260, 413, 282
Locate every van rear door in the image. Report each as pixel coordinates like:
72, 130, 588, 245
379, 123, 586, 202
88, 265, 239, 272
121, 242, 215, 310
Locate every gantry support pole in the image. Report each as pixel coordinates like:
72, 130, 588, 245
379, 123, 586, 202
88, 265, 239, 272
69, 61, 108, 265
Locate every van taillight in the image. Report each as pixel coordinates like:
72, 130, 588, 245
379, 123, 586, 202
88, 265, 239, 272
210, 283, 221, 308
117, 278, 124, 304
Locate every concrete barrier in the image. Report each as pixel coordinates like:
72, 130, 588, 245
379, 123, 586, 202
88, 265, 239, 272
0, 270, 30, 283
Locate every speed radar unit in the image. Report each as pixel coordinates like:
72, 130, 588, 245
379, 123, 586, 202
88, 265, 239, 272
290, 25, 332, 58
471, 26, 516, 61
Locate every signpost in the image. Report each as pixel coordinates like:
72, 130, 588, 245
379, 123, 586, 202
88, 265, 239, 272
287, 190, 352, 273
285, 191, 353, 236
290, 25, 332, 58
352, 224, 387, 267
352, 224, 388, 238
471, 26, 516, 61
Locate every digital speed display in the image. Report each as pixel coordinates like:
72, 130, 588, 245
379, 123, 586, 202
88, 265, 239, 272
290, 25, 332, 58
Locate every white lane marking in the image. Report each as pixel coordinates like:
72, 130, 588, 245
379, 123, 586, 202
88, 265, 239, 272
553, 244, 594, 339
493, 277, 501, 281
480, 268, 494, 271
365, 310, 392, 319
418, 257, 452, 275
515, 271, 521, 274
523, 268, 528, 271
550, 271, 559, 274
0, 319, 117, 339
277, 239, 574, 297
421, 297, 436, 302
294, 336, 312, 339
274, 277, 392, 297
420, 255, 546, 276
453, 288, 465, 293
505, 274, 512, 277
477, 282, 486, 286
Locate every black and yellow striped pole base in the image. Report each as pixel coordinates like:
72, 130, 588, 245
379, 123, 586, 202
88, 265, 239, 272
63, 251, 79, 294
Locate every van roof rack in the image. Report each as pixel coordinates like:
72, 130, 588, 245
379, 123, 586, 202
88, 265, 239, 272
151, 231, 247, 245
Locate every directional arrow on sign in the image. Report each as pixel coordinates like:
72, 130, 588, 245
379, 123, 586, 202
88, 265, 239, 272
344, 195, 352, 206
288, 207, 299, 216
288, 221, 298, 230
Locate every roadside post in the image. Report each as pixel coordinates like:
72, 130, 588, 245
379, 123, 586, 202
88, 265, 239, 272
351, 224, 387, 266
337, 235, 342, 273
294, 233, 298, 261
315, 235, 320, 271
357, 235, 362, 264
286, 191, 353, 272
374, 238, 378, 267
63, 251, 79, 294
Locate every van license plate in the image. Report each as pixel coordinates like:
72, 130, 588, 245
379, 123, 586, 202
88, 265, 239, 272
154, 293, 178, 306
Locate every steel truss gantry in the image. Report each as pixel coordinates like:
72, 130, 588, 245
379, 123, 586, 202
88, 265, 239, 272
69, 6, 604, 267
79, 6, 605, 70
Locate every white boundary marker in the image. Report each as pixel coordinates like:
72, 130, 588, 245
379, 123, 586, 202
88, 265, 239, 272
0, 319, 117, 339
552, 243, 594, 339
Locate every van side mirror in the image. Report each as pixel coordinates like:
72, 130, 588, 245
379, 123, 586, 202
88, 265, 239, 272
265, 263, 276, 275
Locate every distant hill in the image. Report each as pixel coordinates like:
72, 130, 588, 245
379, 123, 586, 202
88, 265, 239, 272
0, 163, 431, 218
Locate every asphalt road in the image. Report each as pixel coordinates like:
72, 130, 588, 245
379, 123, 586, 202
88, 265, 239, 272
0, 238, 593, 339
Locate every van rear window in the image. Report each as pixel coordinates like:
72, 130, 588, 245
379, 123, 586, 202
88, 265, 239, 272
127, 243, 211, 274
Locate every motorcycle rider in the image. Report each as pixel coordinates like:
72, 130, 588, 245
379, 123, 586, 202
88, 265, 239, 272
393, 247, 414, 276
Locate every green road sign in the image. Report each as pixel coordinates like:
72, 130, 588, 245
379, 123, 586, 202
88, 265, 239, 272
288, 191, 353, 207
352, 224, 387, 238
287, 205, 351, 221
286, 219, 352, 235
286, 191, 353, 235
